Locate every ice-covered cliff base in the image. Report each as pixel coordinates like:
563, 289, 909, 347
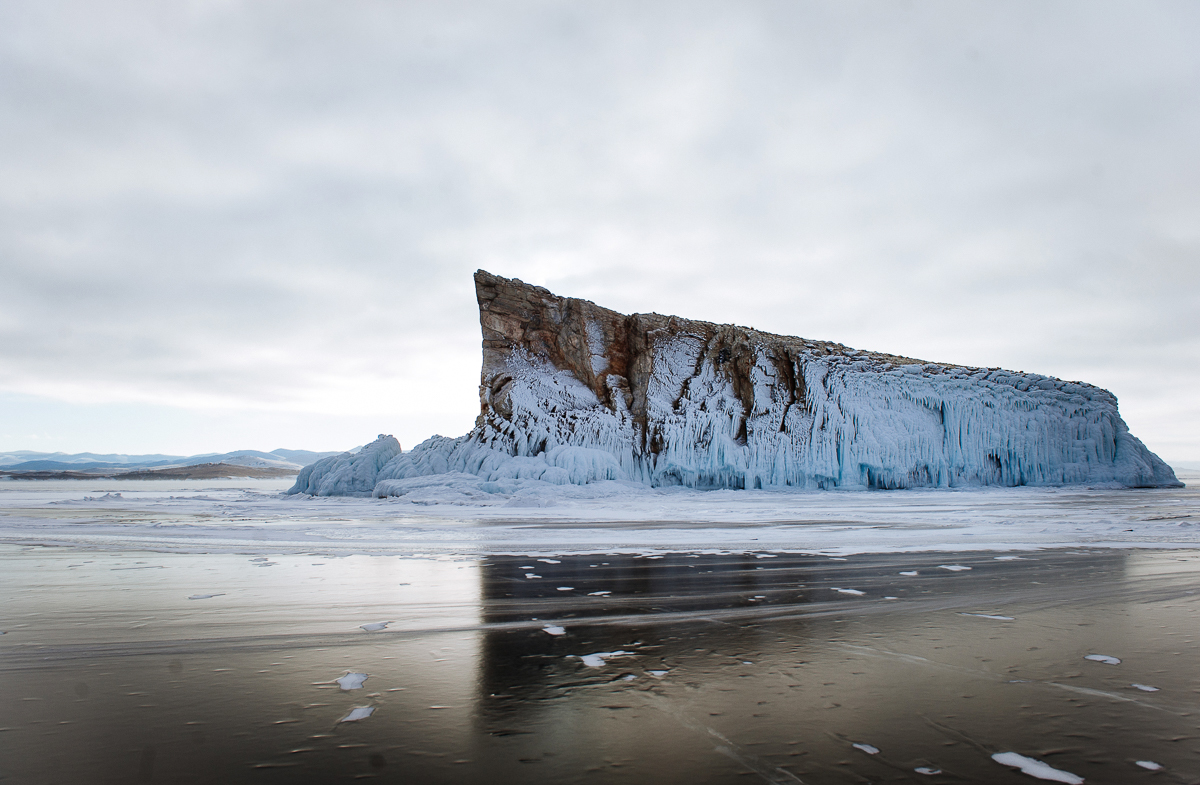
290, 271, 1180, 497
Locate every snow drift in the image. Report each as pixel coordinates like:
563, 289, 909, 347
290, 271, 1179, 497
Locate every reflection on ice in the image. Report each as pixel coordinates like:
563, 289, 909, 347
3, 543, 1200, 783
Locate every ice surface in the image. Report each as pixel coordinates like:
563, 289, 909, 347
335, 672, 368, 690
4, 477, 1198, 558
1135, 761, 1163, 771
1084, 654, 1120, 665
992, 752, 1084, 784
337, 707, 375, 723
852, 743, 879, 754
1131, 683, 1159, 692
578, 651, 633, 667
358, 621, 391, 632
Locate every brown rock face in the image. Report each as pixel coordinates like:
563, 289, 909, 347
474, 269, 918, 449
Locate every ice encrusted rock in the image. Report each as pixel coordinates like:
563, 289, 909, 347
290, 271, 1180, 497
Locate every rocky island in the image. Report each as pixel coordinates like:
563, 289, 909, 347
291, 271, 1179, 496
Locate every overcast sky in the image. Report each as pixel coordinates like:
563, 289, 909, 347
1, 1, 1197, 462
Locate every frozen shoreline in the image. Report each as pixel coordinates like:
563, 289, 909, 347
0, 472, 1196, 557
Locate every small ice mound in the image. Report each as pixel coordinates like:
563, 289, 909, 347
542, 625, 565, 636
335, 672, 368, 690
187, 593, 225, 600
520, 566, 534, 569
915, 767, 941, 775
938, 565, 972, 572
1084, 654, 1120, 665
852, 743, 880, 755
338, 707, 375, 723
899, 571, 918, 576
995, 556, 1027, 561
1131, 683, 1159, 692
587, 590, 611, 596
359, 621, 391, 632
537, 559, 561, 564
1135, 761, 1163, 771
556, 586, 574, 591
991, 752, 1084, 784
884, 596, 899, 600
960, 613, 1015, 621
647, 670, 669, 677
832, 588, 865, 596
578, 651, 633, 668
524, 573, 541, 579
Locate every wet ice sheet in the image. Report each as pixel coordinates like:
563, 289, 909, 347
5, 545, 1200, 783
0, 476, 1197, 557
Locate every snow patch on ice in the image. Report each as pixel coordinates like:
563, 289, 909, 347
542, 625, 565, 636
938, 565, 971, 571
187, 593, 224, 600
960, 612, 1014, 621
1135, 761, 1163, 771
852, 743, 879, 754
578, 651, 633, 667
991, 752, 1083, 784
1084, 654, 1120, 665
358, 621, 391, 632
1131, 683, 1159, 692
338, 707, 375, 723
335, 672, 368, 690
832, 588, 865, 596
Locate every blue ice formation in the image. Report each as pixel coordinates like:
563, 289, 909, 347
289, 272, 1179, 497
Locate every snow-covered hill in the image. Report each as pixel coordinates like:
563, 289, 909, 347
291, 271, 1180, 497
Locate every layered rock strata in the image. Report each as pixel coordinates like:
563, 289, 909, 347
290, 271, 1179, 496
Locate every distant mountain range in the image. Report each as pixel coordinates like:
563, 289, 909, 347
0, 448, 346, 473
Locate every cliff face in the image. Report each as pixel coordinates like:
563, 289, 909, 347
290, 271, 1179, 496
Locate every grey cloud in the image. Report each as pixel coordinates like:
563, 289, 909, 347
1, 0, 1197, 455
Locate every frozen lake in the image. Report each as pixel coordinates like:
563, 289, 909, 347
2, 476, 1198, 783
